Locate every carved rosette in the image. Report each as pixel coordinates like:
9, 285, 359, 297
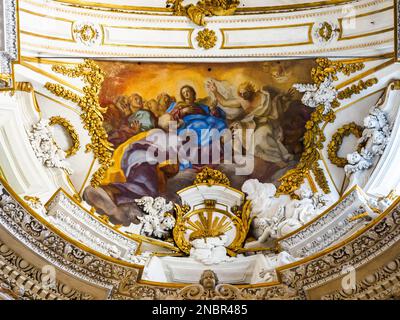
196, 28, 217, 49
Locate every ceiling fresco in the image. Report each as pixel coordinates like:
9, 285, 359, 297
0, 0, 400, 301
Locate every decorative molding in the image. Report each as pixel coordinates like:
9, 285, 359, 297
1, 176, 400, 299
328, 122, 364, 168
278, 197, 400, 291
46, 190, 147, 264
0, 0, 18, 88
321, 253, 400, 300
19, 0, 394, 58
0, 180, 140, 291
311, 20, 340, 46
0, 241, 93, 300
72, 21, 103, 46
278, 186, 377, 257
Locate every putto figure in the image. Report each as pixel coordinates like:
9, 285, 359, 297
199, 269, 219, 290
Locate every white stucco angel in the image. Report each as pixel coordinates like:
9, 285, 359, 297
345, 106, 391, 184
189, 235, 231, 265
134, 196, 175, 239
242, 179, 328, 242
293, 76, 337, 114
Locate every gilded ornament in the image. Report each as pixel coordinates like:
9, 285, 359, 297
337, 78, 378, 100
0, 73, 12, 87
193, 167, 230, 186
173, 200, 251, 255
44, 60, 114, 188
72, 21, 102, 46
23, 195, 41, 206
196, 28, 217, 49
49, 116, 80, 157
75, 25, 96, 42
277, 58, 367, 197
166, 0, 240, 26
327, 122, 363, 168
312, 21, 340, 45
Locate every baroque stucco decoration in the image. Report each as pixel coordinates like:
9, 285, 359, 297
2, 174, 400, 300
344, 106, 391, 177
166, 0, 240, 26
44, 60, 113, 188
28, 119, 73, 175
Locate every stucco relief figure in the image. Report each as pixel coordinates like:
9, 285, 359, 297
189, 235, 231, 265
242, 179, 327, 243
199, 270, 218, 290
345, 106, 391, 189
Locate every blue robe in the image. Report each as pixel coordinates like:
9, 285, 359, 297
167, 102, 228, 170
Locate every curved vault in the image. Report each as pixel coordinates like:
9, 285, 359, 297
0, 0, 400, 300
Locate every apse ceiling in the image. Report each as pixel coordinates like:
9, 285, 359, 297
0, 0, 400, 300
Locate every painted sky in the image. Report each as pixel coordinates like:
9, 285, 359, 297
97, 59, 315, 105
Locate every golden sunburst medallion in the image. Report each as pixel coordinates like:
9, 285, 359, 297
173, 169, 252, 255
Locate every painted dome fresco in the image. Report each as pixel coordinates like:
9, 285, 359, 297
0, 0, 400, 301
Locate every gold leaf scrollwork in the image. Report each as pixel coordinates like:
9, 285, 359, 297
327, 122, 363, 168
49, 116, 80, 157
277, 58, 366, 197
44, 60, 114, 188
166, 0, 240, 26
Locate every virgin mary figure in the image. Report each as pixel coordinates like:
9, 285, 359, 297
165, 85, 228, 170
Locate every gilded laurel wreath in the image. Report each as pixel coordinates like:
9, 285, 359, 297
49, 116, 80, 157
327, 122, 364, 168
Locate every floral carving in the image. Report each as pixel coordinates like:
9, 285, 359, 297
196, 28, 217, 49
